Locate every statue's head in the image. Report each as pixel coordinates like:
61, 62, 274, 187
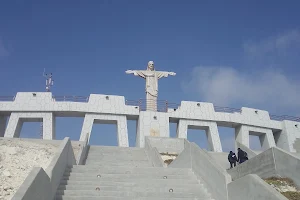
147, 61, 155, 71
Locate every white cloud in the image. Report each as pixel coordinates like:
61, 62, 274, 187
182, 66, 300, 109
182, 30, 300, 112
243, 30, 300, 58
0, 37, 10, 58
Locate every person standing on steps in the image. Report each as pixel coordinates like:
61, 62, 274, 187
237, 148, 248, 164
228, 151, 238, 169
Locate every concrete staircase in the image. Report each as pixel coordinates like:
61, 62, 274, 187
55, 145, 214, 200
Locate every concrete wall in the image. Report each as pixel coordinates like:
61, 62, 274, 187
145, 137, 185, 154
169, 140, 231, 200
228, 148, 276, 180
273, 147, 300, 187
228, 174, 288, 200
144, 137, 164, 167
11, 167, 52, 200
1, 92, 300, 152
45, 137, 76, 200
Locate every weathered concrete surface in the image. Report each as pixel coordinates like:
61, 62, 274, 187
11, 167, 51, 200
228, 174, 288, 200
45, 137, 76, 200
169, 139, 230, 200
273, 147, 300, 187
146, 137, 185, 154
207, 151, 230, 170
190, 143, 230, 200
144, 137, 164, 167
228, 148, 276, 180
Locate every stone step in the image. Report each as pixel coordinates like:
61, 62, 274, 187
57, 184, 206, 194
84, 162, 153, 167
58, 183, 204, 192
65, 167, 193, 176
62, 174, 197, 181
60, 179, 199, 186
85, 159, 151, 165
56, 190, 207, 198
86, 154, 149, 161
55, 196, 211, 200
88, 146, 145, 153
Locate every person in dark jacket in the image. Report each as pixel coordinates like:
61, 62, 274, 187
228, 151, 238, 168
237, 148, 247, 164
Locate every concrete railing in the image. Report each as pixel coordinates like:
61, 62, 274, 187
228, 146, 300, 187
236, 141, 258, 159
12, 137, 76, 200
76, 132, 90, 165
144, 137, 164, 167
169, 140, 231, 200
11, 168, 52, 200
228, 174, 288, 200
45, 137, 76, 199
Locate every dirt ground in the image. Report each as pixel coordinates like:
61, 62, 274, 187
0, 139, 58, 200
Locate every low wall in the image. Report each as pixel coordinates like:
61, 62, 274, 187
75, 133, 90, 165
144, 137, 164, 167
11, 168, 51, 200
146, 137, 185, 154
228, 174, 288, 200
169, 140, 231, 200
273, 147, 300, 187
228, 148, 276, 180
45, 137, 76, 199
190, 143, 231, 200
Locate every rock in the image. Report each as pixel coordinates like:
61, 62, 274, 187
3, 170, 11, 177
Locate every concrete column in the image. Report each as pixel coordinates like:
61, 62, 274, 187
80, 114, 129, 147
176, 120, 188, 138
4, 113, 23, 138
116, 116, 129, 147
278, 120, 300, 152
259, 130, 276, 151
43, 113, 55, 140
176, 119, 222, 152
235, 125, 250, 151
80, 114, 94, 142
206, 122, 222, 152
0, 116, 7, 137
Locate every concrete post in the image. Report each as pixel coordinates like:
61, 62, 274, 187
0, 116, 7, 137
235, 125, 250, 151
4, 113, 23, 138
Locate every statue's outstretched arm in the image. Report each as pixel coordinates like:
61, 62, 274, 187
125, 70, 146, 78
157, 71, 176, 79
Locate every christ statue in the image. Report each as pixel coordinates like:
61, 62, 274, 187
126, 61, 176, 111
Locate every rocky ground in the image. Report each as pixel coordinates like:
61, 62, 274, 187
0, 139, 58, 200
160, 152, 178, 166
264, 177, 300, 200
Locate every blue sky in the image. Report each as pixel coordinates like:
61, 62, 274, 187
1, 1, 300, 151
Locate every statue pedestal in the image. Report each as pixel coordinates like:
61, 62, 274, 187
136, 111, 170, 147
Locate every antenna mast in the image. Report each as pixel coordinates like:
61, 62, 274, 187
40, 69, 54, 138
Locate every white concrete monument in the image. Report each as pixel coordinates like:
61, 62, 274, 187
126, 61, 176, 111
